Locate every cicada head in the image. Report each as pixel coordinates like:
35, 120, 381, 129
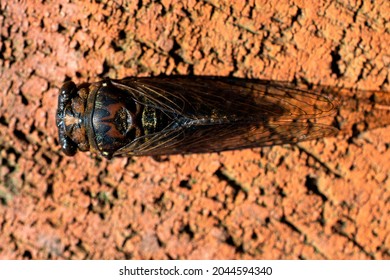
56, 79, 143, 158
56, 81, 90, 156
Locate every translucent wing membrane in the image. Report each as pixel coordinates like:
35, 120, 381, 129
112, 77, 337, 121
110, 77, 338, 157
115, 121, 337, 156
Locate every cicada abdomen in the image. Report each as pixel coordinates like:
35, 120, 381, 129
56, 77, 339, 159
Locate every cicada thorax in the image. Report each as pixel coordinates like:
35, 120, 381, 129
84, 81, 143, 158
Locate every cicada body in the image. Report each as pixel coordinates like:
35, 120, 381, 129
56, 77, 338, 158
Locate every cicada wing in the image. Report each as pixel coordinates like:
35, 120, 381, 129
114, 120, 338, 157
114, 125, 187, 157
111, 77, 338, 122
110, 77, 338, 157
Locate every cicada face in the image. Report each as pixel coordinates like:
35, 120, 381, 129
56, 80, 142, 158
56, 81, 88, 156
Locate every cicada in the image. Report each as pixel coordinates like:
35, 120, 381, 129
56, 77, 338, 159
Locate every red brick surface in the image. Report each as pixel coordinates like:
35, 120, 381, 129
0, 0, 389, 259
